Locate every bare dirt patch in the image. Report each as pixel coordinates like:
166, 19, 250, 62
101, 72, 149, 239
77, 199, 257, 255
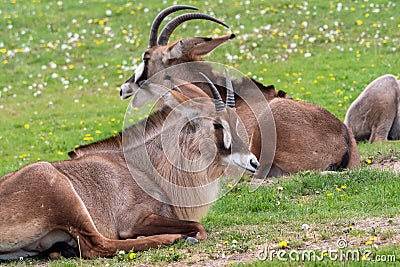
371, 158, 400, 173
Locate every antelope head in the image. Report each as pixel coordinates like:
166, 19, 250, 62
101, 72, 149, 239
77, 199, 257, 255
120, 5, 234, 100
182, 70, 260, 174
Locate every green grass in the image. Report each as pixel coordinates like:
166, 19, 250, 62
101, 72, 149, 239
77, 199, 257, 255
1, 0, 400, 266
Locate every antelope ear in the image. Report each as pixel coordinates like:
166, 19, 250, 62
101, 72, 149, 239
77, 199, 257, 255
166, 76, 210, 98
221, 120, 232, 149
191, 34, 235, 56
165, 34, 235, 61
163, 89, 190, 108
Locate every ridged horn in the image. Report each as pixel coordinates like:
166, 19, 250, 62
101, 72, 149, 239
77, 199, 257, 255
224, 68, 235, 108
148, 5, 198, 47
157, 13, 229, 46
199, 72, 224, 112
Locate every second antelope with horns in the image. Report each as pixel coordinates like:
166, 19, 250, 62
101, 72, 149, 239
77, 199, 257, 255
120, 5, 360, 177
0, 74, 258, 259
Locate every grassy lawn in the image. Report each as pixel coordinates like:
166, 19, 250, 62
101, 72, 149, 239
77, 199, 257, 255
1, 0, 399, 266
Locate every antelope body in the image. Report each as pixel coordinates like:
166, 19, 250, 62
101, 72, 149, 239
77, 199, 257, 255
0, 79, 258, 259
120, 6, 360, 177
344, 74, 400, 142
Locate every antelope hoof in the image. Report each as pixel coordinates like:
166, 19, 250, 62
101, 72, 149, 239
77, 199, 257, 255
181, 235, 199, 244
185, 236, 199, 243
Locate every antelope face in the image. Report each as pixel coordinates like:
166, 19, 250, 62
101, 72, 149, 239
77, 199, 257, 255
120, 5, 232, 100
215, 109, 260, 173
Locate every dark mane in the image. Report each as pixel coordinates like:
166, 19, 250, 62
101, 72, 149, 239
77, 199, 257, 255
68, 107, 171, 159
67, 133, 122, 159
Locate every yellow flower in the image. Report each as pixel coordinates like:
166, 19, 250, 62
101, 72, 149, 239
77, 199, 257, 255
356, 20, 363, 25
169, 247, 174, 251
365, 159, 372, 164
365, 241, 372, 245
57, 151, 63, 155
279, 240, 288, 248
370, 237, 377, 241
341, 185, 347, 189
326, 193, 333, 197
223, 241, 229, 245
336, 187, 342, 192
24, 124, 30, 129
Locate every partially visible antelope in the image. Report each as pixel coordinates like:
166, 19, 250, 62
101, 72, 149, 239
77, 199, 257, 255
0, 74, 259, 260
120, 6, 360, 177
344, 74, 400, 142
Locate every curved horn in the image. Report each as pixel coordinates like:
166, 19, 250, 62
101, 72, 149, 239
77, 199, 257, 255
199, 72, 224, 112
224, 69, 235, 108
158, 13, 229, 46
148, 5, 199, 47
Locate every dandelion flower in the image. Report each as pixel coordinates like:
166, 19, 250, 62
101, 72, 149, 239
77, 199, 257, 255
128, 252, 136, 259
279, 240, 288, 248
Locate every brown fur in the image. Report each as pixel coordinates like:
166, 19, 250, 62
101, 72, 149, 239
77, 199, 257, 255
345, 74, 400, 142
121, 34, 360, 177
0, 86, 257, 259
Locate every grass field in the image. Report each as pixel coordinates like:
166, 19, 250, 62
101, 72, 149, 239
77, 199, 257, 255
1, 0, 399, 266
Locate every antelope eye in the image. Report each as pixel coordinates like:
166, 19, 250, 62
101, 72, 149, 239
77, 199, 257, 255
213, 123, 224, 130
142, 52, 150, 62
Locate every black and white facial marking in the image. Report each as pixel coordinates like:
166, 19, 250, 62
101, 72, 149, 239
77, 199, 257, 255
120, 52, 150, 99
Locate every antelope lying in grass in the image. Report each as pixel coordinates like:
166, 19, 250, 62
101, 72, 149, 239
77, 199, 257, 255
120, 6, 360, 177
0, 74, 259, 260
345, 74, 400, 142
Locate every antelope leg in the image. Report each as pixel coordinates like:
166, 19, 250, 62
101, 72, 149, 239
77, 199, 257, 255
118, 214, 207, 240
73, 232, 184, 258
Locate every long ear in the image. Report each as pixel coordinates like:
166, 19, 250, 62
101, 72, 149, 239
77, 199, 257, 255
166, 76, 210, 98
221, 120, 232, 149
166, 34, 235, 60
163, 89, 191, 108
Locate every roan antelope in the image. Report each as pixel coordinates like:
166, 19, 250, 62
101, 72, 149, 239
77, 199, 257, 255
0, 74, 259, 260
344, 74, 400, 142
119, 6, 360, 177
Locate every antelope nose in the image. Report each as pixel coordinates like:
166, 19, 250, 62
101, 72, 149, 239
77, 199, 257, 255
250, 157, 260, 170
